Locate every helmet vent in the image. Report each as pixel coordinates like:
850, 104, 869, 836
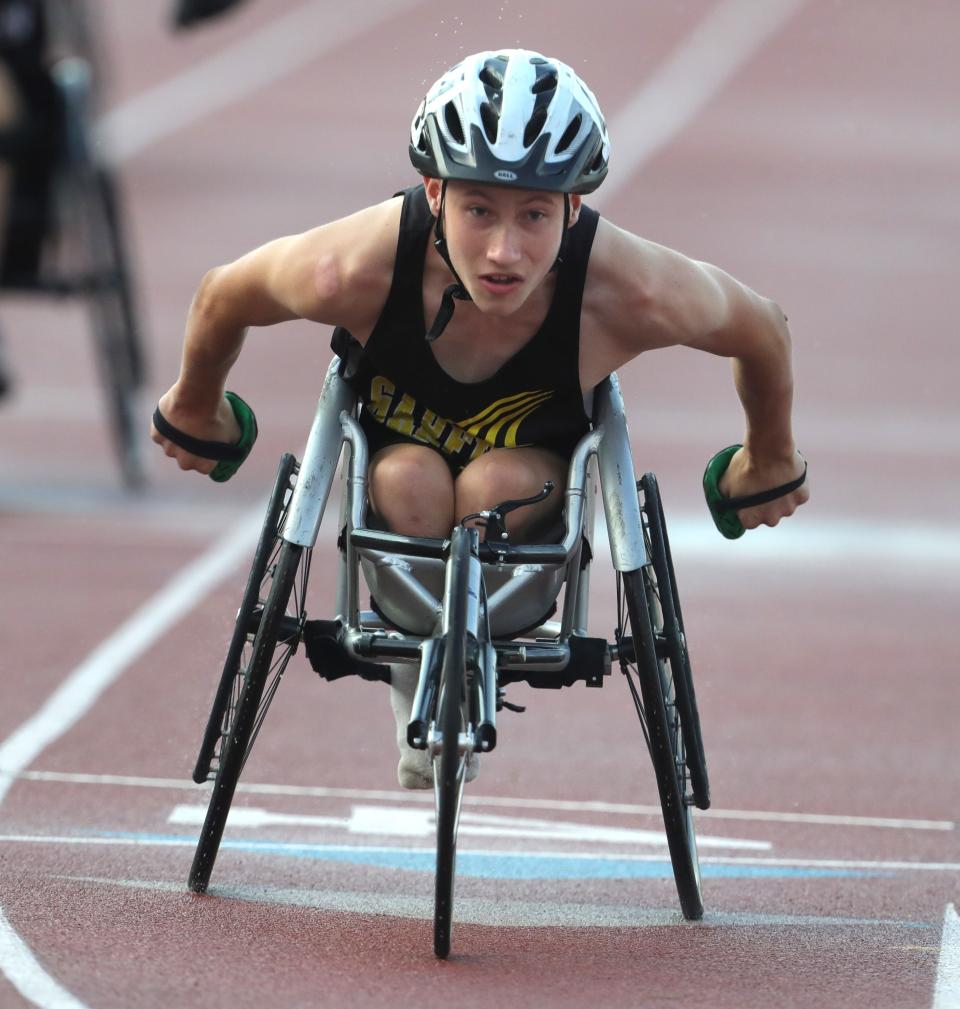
480, 66, 504, 91
443, 102, 465, 145
555, 114, 582, 154
480, 102, 500, 144
523, 106, 548, 147
531, 71, 558, 95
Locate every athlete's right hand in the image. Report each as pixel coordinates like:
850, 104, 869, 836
150, 386, 242, 475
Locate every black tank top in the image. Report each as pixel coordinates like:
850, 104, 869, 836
345, 185, 599, 471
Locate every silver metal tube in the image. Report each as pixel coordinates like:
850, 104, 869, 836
334, 480, 350, 619
557, 427, 604, 558
465, 549, 483, 639
283, 358, 356, 548
593, 374, 648, 571
495, 643, 570, 671
340, 413, 369, 533
573, 456, 598, 635
339, 412, 368, 625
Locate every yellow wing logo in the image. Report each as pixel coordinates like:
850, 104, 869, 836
365, 376, 554, 460
459, 390, 554, 448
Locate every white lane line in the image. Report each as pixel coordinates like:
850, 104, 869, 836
167, 802, 772, 850
13, 771, 956, 832
0, 907, 89, 1009
0, 508, 262, 807
97, 0, 421, 163
934, 904, 960, 1009
596, 0, 808, 207
593, 513, 960, 575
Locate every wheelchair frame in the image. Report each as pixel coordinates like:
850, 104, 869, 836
0, 1, 146, 486
188, 357, 710, 958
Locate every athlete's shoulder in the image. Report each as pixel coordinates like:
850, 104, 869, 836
328, 194, 405, 266
579, 219, 732, 384
582, 219, 666, 321
304, 195, 404, 336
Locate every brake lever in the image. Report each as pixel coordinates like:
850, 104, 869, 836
471, 481, 555, 543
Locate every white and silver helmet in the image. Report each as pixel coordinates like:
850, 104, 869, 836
410, 49, 609, 195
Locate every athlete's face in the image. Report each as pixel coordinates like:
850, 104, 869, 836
425, 179, 581, 315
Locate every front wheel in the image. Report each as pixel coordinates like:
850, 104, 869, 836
433, 526, 471, 958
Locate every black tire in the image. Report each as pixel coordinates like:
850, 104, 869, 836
617, 565, 704, 921
52, 58, 147, 488
433, 526, 471, 959
192, 453, 299, 784
638, 474, 709, 808
188, 536, 308, 893
84, 167, 146, 488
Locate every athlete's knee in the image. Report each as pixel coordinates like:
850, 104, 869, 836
458, 449, 559, 504
456, 448, 565, 536
368, 444, 454, 537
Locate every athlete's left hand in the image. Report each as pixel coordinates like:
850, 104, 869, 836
719, 447, 809, 529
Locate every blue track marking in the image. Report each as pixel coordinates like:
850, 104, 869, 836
104, 832, 887, 880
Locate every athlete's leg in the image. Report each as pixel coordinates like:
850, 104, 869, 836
367, 441, 455, 537
368, 441, 463, 786
455, 446, 567, 542
384, 444, 568, 789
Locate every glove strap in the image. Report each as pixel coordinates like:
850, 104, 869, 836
703, 444, 807, 540
152, 391, 257, 482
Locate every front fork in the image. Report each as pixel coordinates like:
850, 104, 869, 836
409, 527, 497, 758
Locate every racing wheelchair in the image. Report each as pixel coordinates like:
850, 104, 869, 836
181, 354, 720, 959
0, 0, 146, 486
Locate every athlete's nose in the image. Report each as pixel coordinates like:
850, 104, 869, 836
486, 224, 522, 267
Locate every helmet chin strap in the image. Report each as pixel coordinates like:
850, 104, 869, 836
424, 184, 572, 344
426, 181, 471, 343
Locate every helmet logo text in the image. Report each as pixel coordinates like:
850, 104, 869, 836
494, 169, 518, 182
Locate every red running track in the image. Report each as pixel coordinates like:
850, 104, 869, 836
1, 2, 957, 1007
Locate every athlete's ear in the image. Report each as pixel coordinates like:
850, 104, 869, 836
423, 177, 443, 216
567, 195, 583, 228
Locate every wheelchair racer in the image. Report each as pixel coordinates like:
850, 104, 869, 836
152, 49, 809, 787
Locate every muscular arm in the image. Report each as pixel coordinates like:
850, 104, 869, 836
153, 197, 400, 472
682, 260, 797, 464
584, 221, 808, 527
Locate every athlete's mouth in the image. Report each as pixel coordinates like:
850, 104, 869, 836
481, 273, 522, 286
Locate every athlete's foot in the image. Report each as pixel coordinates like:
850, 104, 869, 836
397, 746, 479, 790
390, 664, 480, 790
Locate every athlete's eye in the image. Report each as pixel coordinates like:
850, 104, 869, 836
526, 210, 547, 223
467, 205, 489, 218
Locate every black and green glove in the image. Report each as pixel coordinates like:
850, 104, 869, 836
152, 391, 258, 483
703, 444, 807, 540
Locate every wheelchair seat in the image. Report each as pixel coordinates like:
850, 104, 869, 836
358, 502, 572, 638
361, 544, 568, 640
